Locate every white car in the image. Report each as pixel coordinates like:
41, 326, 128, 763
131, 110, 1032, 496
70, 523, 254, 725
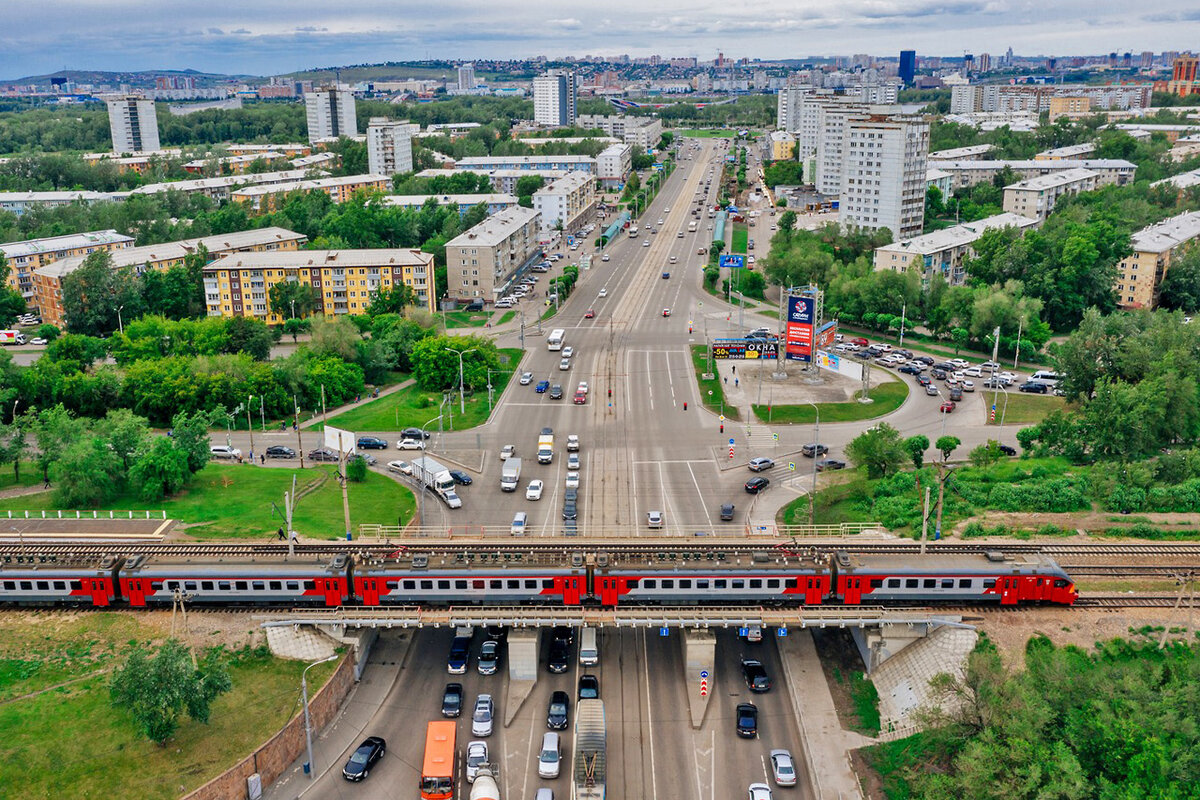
643, 240, 650, 247
962, 380, 976, 392
387, 460, 412, 475
526, 479, 544, 500
559, 358, 571, 371
562, 346, 574, 358
949, 358, 969, 368
29, 337, 47, 345
598, 288, 608, 297
567, 453, 581, 470
209, 445, 242, 460
963, 366, 983, 377
565, 471, 580, 489
520, 371, 533, 385
500, 444, 516, 460
576, 381, 588, 395
466, 741, 488, 783
472, 694, 494, 737
664, 208, 670, 213
749, 782, 774, 800
769, 750, 797, 787
396, 438, 425, 450
443, 489, 463, 509
601, 254, 610, 261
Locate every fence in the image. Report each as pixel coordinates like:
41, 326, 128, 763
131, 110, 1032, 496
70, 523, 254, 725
357, 522, 886, 540
180, 655, 356, 800
2, 509, 167, 519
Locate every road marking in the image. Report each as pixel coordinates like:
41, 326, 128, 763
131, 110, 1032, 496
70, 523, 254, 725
761, 752, 770, 783
645, 350, 654, 411
686, 462, 715, 529
641, 629, 659, 800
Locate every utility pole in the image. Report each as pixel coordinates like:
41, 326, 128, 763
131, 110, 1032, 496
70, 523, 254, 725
285, 474, 298, 556
934, 462, 949, 541
246, 395, 254, 462
320, 384, 327, 423
807, 402, 820, 527
338, 430, 352, 541
294, 397, 305, 469
920, 486, 931, 555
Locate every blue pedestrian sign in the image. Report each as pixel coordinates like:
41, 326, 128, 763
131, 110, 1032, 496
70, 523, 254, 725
728, 438, 736, 445
660, 626, 670, 637
777, 627, 788, 637
700, 670, 709, 679
772, 433, 779, 441
788, 462, 796, 471
719, 254, 746, 269
738, 626, 749, 637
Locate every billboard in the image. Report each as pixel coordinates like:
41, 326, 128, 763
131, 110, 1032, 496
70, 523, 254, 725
785, 295, 815, 362
719, 254, 746, 269
815, 320, 838, 351
712, 339, 779, 360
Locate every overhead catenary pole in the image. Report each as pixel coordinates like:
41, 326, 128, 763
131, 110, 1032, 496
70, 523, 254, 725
807, 402, 820, 527
246, 395, 255, 461
338, 431, 352, 541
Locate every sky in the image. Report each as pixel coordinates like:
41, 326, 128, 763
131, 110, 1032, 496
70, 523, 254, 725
4, 1, 1200, 79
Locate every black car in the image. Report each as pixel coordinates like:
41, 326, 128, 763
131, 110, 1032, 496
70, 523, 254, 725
342, 736, 386, 781
308, 447, 339, 462
998, 444, 1018, 456
931, 368, 948, 380
442, 682, 464, 717
742, 660, 772, 693
552, 626, 574, 644
356, 436, 388, 450
949, 386, 964, 402
933, 362, 956, 372
550, 384, 564, 400
801, 443, 828, 458
720, 502, 735, 521
265, 445, 295, 459
736, 703, 759, 738
899, 364, 923, 376
401, 426, 431, 440
916, 374, 932, 387
745, 476, 770, 494
547, 639, 570, 673
816, 458, 847, 472
896, 349, 914, 359
564, 488, 578, 503
449, 470, 473, 486
915, 355, 936, 366
578, 674, 600, 700
547, 690, 570, 730
562, 500, 578, 520
1019, 381, 1049, 394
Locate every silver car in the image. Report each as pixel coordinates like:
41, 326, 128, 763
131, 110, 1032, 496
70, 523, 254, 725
769, 749, 797, 787
472, 694, 494, 737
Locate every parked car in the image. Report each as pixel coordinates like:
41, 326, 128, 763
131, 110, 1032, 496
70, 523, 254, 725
1019, 381, 1049, 394
745, 477, 770, 494
342, 736, 386, 781
210, 445, 242, 460
931, 368, 948, 380
265, 445, 295, 459
816, 459, 847, 471
357, 436, 388, 450
998, 444, 1018, 456
449, 470, 473, 486
396, 438, 425, 451
29, 337, 47, 345
748, 457, 775, 472
441, 682, 464, 717
899, 364, 923, 376
307, 448, 338, 462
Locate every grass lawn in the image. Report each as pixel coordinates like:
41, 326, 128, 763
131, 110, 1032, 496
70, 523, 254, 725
0, 613, 338, 800
0, 461, 42, 491
323, 348, 523, 433
985, 392, 1067, 425
441, 309, 496, 328
680, 129, 738, 138
754, 379, 909, 424
731, 223, 749, 254
7, 463, 416, 539
691, 344, 739, 421
497, 310, 516, 325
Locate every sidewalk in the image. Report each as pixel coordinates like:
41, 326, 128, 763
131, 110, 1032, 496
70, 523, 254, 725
299, 378, 416, 430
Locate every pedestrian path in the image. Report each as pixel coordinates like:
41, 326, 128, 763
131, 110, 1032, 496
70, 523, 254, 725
299, 378, 416, 430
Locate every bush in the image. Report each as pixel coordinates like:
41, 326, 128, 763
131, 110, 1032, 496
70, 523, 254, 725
346, 455, 368, 482
1105, 484, 1147, 513
986, 478, 1089, 512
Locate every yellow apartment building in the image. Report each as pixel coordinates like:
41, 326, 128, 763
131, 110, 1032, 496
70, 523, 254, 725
1115, 211, 1200, 309
229, 173, 390, 213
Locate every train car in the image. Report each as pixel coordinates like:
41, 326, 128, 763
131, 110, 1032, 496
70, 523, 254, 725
0, 556, 122, 606
119, 553, 351, 607
600, 566, 831, 606
352, 561, 588, 606
832, 551, 1078, 606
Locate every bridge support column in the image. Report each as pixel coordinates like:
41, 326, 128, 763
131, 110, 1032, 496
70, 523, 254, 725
682, 628, 715, 729
504, 629, 540, 726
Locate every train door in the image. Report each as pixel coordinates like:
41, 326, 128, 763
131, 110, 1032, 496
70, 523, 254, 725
320, 577, 347, 606
83, 578, 114, 606
997, 577, 1019, 605
594, 576, 632, 606
805, 575, 828, 605
123, 577, 153, 607
357, 576, 380, 606
840, 575, 863, 604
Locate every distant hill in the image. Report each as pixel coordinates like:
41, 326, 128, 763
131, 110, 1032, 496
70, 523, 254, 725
277, 62, 512, 84
1, 68, 256, 87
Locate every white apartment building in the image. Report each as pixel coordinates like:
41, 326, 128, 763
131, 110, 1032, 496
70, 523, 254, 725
419, 167, 569, 194
931, 159, 1137, 192
928, 144, 995, 161
105, 96, 160, 154
596, 143, 632, 190
576, 115, 663, 149
1002, 168, 1097, 221
533, 70, 577, 127
444, 205, 543, 301
951, 83, 1152, 114
305, 87, 357, 143
458, 63, 477, 91
838, 115, 931, 239
366, 117, 414, 175
776, 87, 812, 134
455, 155, 596, 174
533, 172, 597, 233
130, 169, 322, 202
873, 212, 1039, 285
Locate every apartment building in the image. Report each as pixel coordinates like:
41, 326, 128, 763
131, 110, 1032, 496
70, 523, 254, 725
454, 155, 596, 174
0, 191, 118, 217
1151, 167, 1200, 194
775, 86, 811, 134
203, 248, 435, 321
1, 230, 134, 303
951, 83, 1151, 114
1002, 168, 1097, 222
768, 131, 796, 160
105, 96, 160, 154
533, 172, 597, 233
417, 167, 569, 194
596, 143, 632, 190
290, 152, 340, 170
130, 169, 323, 202
1115, 211, 1200, 309
873, 212, 1038, 285
182, 152, 287, 174
305, 86, 357, 143
382, 193, 518, 217
928, 144, 994, 161
1036, 143, 1096, 161
366, 118, 414, 176
533, 70, 577, 127
82, 149, 180, 174
575, 114, 663, 148
225, 143, 311, 158
33, 227, 307, 326
230, 174, 390, 213
1048, 96, 1092, 120
812, 100, 900, 195
838, 115, 931, 239
457, 63, 477, 91
930, 159, 1137, 191
444, 206, 542, 301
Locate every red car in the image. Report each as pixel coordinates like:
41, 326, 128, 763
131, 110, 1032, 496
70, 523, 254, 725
573, 392, 587, 405
584, 309, 595, 319
849, 337, 868, 347
940, 401, 956, 413
662, 308, 671, 317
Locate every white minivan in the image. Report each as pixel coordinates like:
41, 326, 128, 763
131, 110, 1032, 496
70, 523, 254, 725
538, 732, 561, 778
511, 511, 527, 535
579, 626, 599, 666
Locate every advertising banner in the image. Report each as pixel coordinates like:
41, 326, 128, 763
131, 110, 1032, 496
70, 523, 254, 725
815, 320, 838, 351
786, 295, 815, 362
719, 254, 746, 269
712, 340, 779, 360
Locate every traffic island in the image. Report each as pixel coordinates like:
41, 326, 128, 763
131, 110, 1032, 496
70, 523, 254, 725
504, 629, 540, 725
682, 628, 716, 729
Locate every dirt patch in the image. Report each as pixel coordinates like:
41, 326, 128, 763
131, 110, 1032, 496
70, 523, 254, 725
974, 605, 1192, 665
0, 609, 268, 653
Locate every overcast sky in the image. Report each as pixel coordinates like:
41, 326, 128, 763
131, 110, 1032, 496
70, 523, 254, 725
4, 1, 1200, 79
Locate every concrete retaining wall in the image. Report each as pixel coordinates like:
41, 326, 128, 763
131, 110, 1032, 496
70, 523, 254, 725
180, 655, 356, 800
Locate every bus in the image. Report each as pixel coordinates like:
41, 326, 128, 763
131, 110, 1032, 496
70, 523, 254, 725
548, 329, 566, 351
420, 720, 456, 800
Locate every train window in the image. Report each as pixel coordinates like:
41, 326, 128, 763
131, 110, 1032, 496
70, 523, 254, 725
785, 578, 798, 589
941, 579, 954, 589
403, 580, 416, 590
490, 580, 502, 589
523, 579, 536, 589
1054, 579, 1068, 587
235, 581, 247, 590
473, 580, 485, 590
905, 579, 918, 588
53, 581, 65, 590
219, 581, 231, 591
870, 579, 883, 589
201, 581, 213, 590
887, 579, 900, 588
2, 581, 13, 590
20, 581, 31, 590
287, 582, 300, 591
714, 579, 727, 589
36, 581, 48, 590
696, 580, 709, 589
542, 579, 554, 589
643, 579, 657, 589
983, 579, 996, 589
923, 579, 936, 589
152, 581, 164, 591
749, 579, 762, 589
731, 579, 745, 589
662, 580, 674, 589
420, 580, 433, 590
767, 579, 780, 589
269, 581, 281, 590
958, 579, 971, 588
453, 580, 466, 589
678, 579, 692, 588
186, 581, 198, 591
507, 580, 520, 589
438, 580, 450, 590
303, 580, 315, 590
627, 579, 639, 588
252, 581, 265, 591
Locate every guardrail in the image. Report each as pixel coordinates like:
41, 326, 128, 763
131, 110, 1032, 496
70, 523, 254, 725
3, 509, 167, 520
357, 522, 886, 540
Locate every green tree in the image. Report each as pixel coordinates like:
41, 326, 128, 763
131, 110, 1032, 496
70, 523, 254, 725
109, 639, 232, 745
36, 323, 60, 342
968, 439, 1002, 469
0, 419, 28, 483
51, 434, 122, 506
26, 405, 82, 484
129, 436, 192, 501
268, 279, 319, 319
346, 454, 369, 482
1158, 248, 1200, 312
44, 332, 108, 368
225, 316, 273, 360
309, 317, 360, 361
59, 250, 144, 336
935, 434, 962, 462
170, 410, 216, 473
366, 283, 418, 316
282, 317, 311, 343
0, 255, 27, 324
845, 423, 906, 478
904, 435, 930, 471
409, 334, 500, 392
98, 408, 150, 472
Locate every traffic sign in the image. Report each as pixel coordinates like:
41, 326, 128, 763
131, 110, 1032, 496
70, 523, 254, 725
772, 433, 779, 441
700, 679, 709, 697
729, 438, 735, 445
699, 670, 709, 679
738, 626, 749, 637
788, 462, 796, 471
719, 415, 725, 421
660, 627, 670, 637
777, 627, 788, 637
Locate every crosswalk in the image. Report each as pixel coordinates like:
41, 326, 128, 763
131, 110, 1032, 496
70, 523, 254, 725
740, 423, 779, 449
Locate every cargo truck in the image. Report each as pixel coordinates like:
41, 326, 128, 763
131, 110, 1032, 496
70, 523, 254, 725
572, 699, 606, 800
500, 457, 522, 492
537, 434, 554, 465
410, 456, 460, 507
0, 330, 27, 346
470, 765, 501, 800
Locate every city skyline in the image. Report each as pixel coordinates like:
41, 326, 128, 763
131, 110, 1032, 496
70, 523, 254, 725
4, 1, 1200, 79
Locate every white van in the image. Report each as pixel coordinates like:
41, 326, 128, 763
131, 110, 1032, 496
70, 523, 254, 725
1030, 370, 1062, 386
579, 627, 599, 666
511, 511, 527, 535
538, 732, 561, 778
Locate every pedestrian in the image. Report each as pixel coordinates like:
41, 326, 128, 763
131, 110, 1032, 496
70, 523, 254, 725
43, 477, 50, 489
260, 453, 266, 465
735, 378, 739, 388
724, 376, 728, 385
732, 365, 736, 374
277, 526, 285, 541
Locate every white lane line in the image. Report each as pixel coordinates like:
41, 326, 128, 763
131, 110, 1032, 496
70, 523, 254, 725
761, 752, 770, 783
642, 629, 659, 800
646, 349, 655, 411
686, 462, 715, 529
712, 729, 717, 800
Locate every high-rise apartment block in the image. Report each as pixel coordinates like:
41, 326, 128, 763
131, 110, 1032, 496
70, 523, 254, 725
105, 96, 160, 154
899, 51, 916, 86
1158, 55, 1200, 96
838, 115, 930, 239
533, 70, 577, 127
366, 118, 414, 176
305, 87, 357, 144
458, 63, 477, 91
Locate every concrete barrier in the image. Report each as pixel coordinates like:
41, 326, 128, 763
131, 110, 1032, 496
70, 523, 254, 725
682, 629, 715, 729
504, 629, 540, 725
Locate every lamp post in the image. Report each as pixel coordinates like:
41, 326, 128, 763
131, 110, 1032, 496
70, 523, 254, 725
806, 401, 820, 528
444, 347, 478, 414
246, 395, 255, 462
116, 304, 125, 335
301, 654, 338, 780
895, 296, 907, 346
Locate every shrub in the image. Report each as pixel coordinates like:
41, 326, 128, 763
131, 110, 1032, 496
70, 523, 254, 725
1105, 484, 1147, 514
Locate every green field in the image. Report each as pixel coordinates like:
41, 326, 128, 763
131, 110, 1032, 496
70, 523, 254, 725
731, 223, 749, 254
0, 461, 41, 491
691, 345, 739, 421
0, 613, 338, 800
753, 379, 909, 424
5, 463, 415, 539
984, 392, 1067, 424
323, 348, 523, 433
441, 309, 497, 328
679, 129, 738, 138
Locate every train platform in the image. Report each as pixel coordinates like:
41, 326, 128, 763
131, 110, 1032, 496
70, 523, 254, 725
0, 516, 174, 543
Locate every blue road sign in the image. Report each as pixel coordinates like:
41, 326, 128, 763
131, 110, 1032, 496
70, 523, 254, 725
660, 626, 670, 637
777, 627, 788, 637
728, 438, 735, 445
700, 670, 710, 679
719, 254, 746, 269
738, 626, 749, 637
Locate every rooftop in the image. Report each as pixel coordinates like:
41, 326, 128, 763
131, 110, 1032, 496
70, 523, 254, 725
1006, 167, 1096, 191
1152, 168, 1200, 190
878, 213, 1038, 256
535, 171, 595, 195
1129, 211, 1200, 254
382, 193, 518, 206
131, 169, 323, 195
445, 206, 541, 249
0, 190, 115, 203
456, 155, 596, 167
0, 230, 133, 260
1037, 143, 1096, 158
205, 248, 433, 271
230, 173, 390, 198
933, 159, 1137, 171
928, 144, 995, 159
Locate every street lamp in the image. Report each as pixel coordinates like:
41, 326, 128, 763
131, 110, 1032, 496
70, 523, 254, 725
116, 304, 125, 335
301, 654, 339, 780
806, 401, 820, 528
894, 295, 907, 346
445, 346, 477, 415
